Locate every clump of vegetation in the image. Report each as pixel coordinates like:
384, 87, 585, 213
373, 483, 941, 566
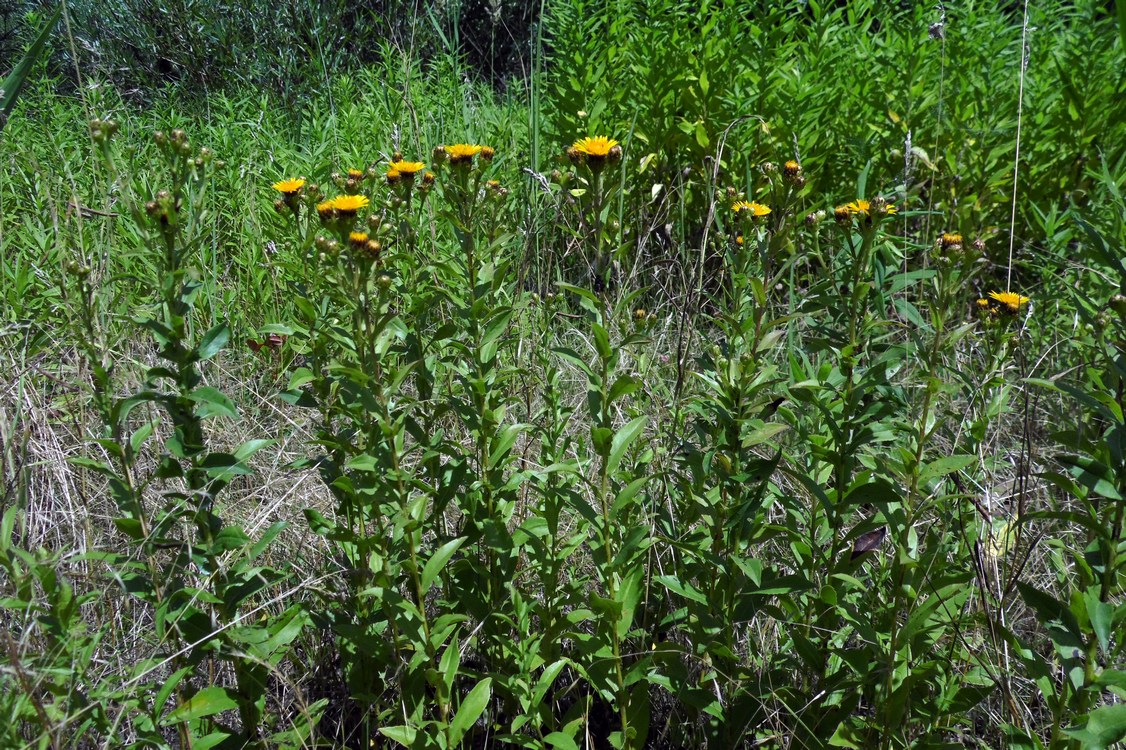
2, 1, 1125, 748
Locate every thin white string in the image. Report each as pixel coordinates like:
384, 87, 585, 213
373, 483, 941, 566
1007, 0, 1032, 291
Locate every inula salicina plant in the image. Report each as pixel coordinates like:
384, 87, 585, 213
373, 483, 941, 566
2, 2, 1126, 748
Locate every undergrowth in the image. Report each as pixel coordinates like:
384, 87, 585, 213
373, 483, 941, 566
1, 2, 1125, 749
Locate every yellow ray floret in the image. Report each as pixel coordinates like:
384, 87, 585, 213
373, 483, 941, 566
988, 290, 1030, 312
732, 200, 771, 217
393, 160, 426, 175
571, 136, 619, 157
272, 178, 306, 195
445, 144, 484, 161
331, 194, 370, 213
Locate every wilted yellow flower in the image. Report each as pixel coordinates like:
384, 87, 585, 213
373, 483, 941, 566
783, 160, 802, 178
989, 290, 1030, 314
347, 169, 364, 180
272, 178, 306, 195
572, 136, 619, 158
732, 200, 771, 217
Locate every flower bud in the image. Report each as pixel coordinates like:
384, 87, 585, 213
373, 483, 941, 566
1109, 294, 1126, 318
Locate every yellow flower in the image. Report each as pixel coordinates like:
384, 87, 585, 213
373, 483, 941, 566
349, 231, 369, 247
571, 136, 619, 158
941, 233, 964, 249
394, 161, 426, 175
347, 169, 364, 180
272, 178, 306, 195
331, 194, 370, 214
845, 199, 871, 216
316, 200, 335, 219
445, 144, 484, 164
732, 200, 771, 217
988, 290, 1030, 314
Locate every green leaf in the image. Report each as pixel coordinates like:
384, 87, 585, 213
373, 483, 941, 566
544, 732, 581, 750
918, 455, 975, 485
189, 386, 238, 419
449, 677, 492, 746
189, 733, 232, 750
1, 6, 62, 134
197, 323, 230, 360
532, 660, 569, 707
153, 667, 193, 721
607, 416, 646, 475
421, 537, 466, 593
378, 725, 417, 747
616, 566, 644, 638
592, 323, 612, 361
1064, 704, 1126, 750
130, 422, 155, 454
1084, 589, 1113, 657
654, 575, 708, 605
160, 686, 239, 726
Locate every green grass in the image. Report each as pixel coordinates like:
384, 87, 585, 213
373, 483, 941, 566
1, 2, 1125, 749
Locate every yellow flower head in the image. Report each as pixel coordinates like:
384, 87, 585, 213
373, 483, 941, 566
989, 290, 1030, 314
347, 169, 364, 180
572, 136, 619, 158
940, 232, 964, 249
394, 161, 426, 175
783, 160, 802, 178
732, 200, 771, 217
842, 198, 896, 220
331, 194, 370, 214
349, 231, 369, 248
316, 200, 336, 219
445, 144, 484, 164
386, 165, 401, 184
272, 178, 306, 195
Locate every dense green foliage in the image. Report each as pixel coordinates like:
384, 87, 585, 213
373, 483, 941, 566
2, 1, 1126, 749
